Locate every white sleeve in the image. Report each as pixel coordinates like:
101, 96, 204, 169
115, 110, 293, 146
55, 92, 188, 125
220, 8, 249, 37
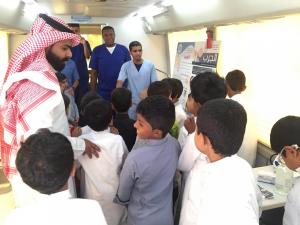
177, 132, 200, 172
67, 137, 85, 159
178, 126, 189, 149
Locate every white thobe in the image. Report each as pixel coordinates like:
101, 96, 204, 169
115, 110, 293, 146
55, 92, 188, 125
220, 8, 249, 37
180, 155, 261, 225
283, 177, 300, 225
5, 190, 107, 225
0, 71, 85, 207
78, 129, 128, 225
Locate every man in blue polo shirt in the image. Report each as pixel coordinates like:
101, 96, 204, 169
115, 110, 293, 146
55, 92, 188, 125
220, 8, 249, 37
89, 26, 131, 100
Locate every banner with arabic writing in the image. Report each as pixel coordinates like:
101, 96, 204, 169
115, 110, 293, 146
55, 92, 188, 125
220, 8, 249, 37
172, 41, 220, 104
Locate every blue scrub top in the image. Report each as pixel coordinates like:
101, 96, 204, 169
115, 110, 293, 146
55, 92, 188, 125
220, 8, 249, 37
89, 44, 131, 100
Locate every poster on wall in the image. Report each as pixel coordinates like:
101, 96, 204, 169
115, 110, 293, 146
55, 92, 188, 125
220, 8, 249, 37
173, 41, 220, 104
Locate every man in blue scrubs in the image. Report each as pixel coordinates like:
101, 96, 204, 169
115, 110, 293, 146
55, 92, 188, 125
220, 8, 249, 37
89, 26, 131, 100
68, 23, 92, 106
117, 41, 157, 120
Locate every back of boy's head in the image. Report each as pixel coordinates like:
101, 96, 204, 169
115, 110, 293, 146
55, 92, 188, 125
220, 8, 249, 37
137, 95, 175, 137
190, 72, 227, 105
15, 129, 74, 195
55, 71, 67, 83
162, 78, 183, 99
270, 116, 300, 153
173, 78, 183, 98
147, 81, 171, 98
80, 91, 102, 111
111, 88, 132, 113
78, 91, 102, 127
225, 69, 246, 92
196, 99, 247, 157
83, 99, 112, 132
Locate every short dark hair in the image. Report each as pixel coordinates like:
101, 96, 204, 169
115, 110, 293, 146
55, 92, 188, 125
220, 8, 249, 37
83, 99, 112, 132
102, 26, 114, 34
162, 78, 183, 99
55, 71, 67, 83
111, 88, 132, 113
225, 69, 246, 92
147, 81, 171, 98
136, 95, 175, 137
79, 91, 102, 111
196, 99, 247, 157
16, 129, 74, 194
190, 72, 227, 105
78, 91, 102, 127
270, 116, 300, 154
129, 41, 142, 51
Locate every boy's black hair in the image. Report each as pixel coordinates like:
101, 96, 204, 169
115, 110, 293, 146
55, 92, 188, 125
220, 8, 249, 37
62, 93, 70, 112
173, 78, 183, 99
102, 25, 114, 34
147, 81, 171, 98
190, 72, 227, 105
79, 91, 102, 111
162, 78, 183, 99
196, 99, 247, 157
111, 88, 132, 113
78, 91, 102, 127
270, 116, 300, 154
83, 99, 112, 132
16, 129, 74, 194
129, 41, 142, 51
225, 69, 246, 92
136, 95, 175, 137
55, 71, 67, 83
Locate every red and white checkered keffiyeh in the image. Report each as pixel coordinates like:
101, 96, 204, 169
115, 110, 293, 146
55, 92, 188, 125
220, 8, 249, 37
0, 15, 80, 178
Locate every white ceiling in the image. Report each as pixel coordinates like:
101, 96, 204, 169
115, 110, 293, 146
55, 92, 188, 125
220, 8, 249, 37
36, 0, 161, 18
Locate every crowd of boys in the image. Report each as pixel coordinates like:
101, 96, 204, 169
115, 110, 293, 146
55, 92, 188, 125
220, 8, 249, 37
1, 14, 299, 225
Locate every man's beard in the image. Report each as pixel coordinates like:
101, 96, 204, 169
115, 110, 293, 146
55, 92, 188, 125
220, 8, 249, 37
46, 49, 69, 71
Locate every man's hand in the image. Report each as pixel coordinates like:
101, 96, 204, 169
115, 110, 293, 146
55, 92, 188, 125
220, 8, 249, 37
83, 139, 100, 158
184, 116, 196, 134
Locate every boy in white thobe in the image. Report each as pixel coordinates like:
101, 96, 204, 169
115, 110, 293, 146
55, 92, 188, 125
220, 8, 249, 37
175, 73, 226, 223
5, 129, 107, 225
78, 99, 128, 225
270, 116, 300, 225
180, 99, 261, 225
